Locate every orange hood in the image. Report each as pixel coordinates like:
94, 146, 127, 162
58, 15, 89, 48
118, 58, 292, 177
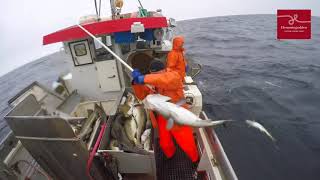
172, 36, 185, 51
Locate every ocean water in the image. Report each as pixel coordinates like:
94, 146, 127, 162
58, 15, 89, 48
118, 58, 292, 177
1, 15, 320, 179
178, 15, 320, 180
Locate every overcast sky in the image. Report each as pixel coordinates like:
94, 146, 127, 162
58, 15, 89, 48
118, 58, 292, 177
0, 0, 319, 77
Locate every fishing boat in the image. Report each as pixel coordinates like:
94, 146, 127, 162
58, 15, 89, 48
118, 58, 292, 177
0, 0, 237, 179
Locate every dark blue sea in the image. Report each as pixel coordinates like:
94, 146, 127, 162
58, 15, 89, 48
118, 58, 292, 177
1, 15, 320, 180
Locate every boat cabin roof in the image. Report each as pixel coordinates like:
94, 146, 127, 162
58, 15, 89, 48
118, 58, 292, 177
43, 17, 168, 45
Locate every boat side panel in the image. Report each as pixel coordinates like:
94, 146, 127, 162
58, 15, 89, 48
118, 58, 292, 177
200, 112, 238, 180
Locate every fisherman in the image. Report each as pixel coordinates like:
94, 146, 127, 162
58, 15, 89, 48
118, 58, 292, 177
166, 36, 188, 80
131, 60, 199, 164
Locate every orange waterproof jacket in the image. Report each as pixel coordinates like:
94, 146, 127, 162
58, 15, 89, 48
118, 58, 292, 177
166, 36, 187, 80
133, 70, 184, 103
132, 70, 199, 162
132, 70, 184, 128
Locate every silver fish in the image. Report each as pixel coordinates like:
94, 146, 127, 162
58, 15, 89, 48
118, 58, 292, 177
109, 139, 120, 151
245, 120, 276, 142
141, 129, 151, 151
111, 114, 149, 155
265, 81, 281, 88
143, 94, 232, 129
123, 93, 146, 146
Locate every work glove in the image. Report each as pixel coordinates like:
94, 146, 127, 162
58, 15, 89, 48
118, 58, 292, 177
132, 69, 142, 80
131, 69, 145, 84
134, 75, 145, 84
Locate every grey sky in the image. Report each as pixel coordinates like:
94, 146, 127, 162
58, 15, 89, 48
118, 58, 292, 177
0, 0, 319, 77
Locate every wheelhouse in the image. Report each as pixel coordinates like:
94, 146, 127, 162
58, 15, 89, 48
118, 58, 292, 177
43, 15, 176, 100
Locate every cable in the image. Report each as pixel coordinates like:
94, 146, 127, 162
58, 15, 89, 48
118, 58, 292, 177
93, 0, 99, 17
98, 0, 102, 18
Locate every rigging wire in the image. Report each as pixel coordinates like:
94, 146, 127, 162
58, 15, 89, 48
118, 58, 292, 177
98, 0, 102, 18
137, 0, 144, 9
94, 0, 99, 17
110, 0, 115, 17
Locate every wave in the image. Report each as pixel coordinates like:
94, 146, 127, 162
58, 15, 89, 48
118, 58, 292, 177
235, 68, 313, 88
210, 53, 251, 59
196, 35, 258, 43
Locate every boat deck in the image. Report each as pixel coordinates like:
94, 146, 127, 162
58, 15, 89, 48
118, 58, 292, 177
154, 138, 198, 180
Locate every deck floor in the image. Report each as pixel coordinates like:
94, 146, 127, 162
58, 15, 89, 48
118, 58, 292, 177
154, 138, 198, 180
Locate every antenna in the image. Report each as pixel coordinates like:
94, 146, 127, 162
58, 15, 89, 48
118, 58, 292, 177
110, 0, 116, 19
137, 0, 144, 9
93, 0, 102, 20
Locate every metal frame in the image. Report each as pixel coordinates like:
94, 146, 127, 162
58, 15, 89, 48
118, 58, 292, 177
73, 43, 88, 56
68, 39, 94, 67
198, 111, 238, 180
7, 81, 63, 107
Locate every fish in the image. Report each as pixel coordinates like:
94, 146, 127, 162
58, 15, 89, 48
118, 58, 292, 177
265, 81, 281, 88
141, 129, 151, 150
128, 93, 146, 145
112, 113, 136, 148
122, 93, 146, 146
121, 95, 138, 145
123, 117, 138, 145
111, 113, 150, 155
109, 139, 120, 151
245, 120, 276, 142
142, 94, 232, 129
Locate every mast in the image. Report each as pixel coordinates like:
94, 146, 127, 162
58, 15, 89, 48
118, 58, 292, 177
110, 0, 116, 19
110, 0, 124, 19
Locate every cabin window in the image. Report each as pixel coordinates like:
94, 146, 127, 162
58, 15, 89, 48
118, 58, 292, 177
74, 43, 87, 56
94, 36, 113, 61
69, 40, 93, 66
